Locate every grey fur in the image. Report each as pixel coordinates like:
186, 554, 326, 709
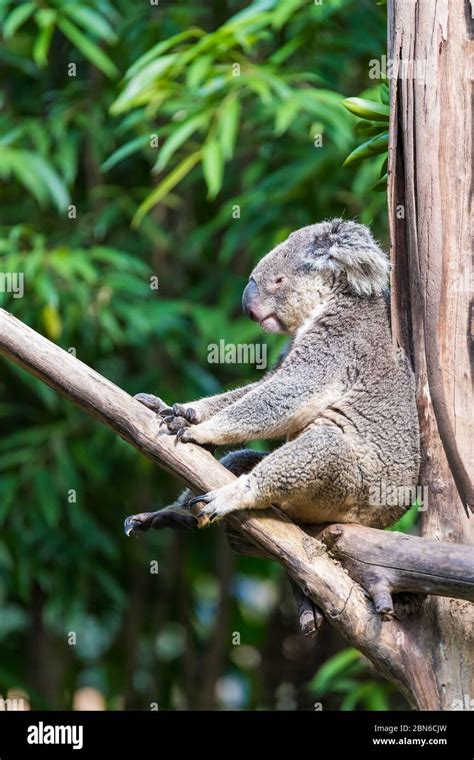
137, 219, 420, 529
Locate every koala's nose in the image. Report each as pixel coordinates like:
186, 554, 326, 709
242, 279, 259, 321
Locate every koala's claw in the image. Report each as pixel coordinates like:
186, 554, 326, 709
198, 501, 231, 523
158, 416, 191, 436
159, 404, 198, 424
175, 428, 186, 442
124, 512, 156, 536
175, 426, 193, 443
188, 494, 220, 522
173, 404, 198, 424
189, 494, 209, 507
160, 414, 184, 427
189, 487, 242, 523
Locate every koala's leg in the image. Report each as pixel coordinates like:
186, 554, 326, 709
124, 490, 198, 536
124, 448, 322, 637
124, 449, 267, 537
190, 425, 360, 524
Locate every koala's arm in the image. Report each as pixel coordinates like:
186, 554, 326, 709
179, 381, 262, 422
177, 356, 343, 446
137, 378, 273, 425
167, 346, 290, 423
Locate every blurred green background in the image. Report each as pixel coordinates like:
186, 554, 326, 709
0, 0, 409, 710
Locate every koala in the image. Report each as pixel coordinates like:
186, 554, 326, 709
125, 219, 420, 535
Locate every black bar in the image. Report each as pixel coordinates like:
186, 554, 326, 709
0, 710, 471, 757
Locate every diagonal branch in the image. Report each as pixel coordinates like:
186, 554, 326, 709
0, 307, 472, 709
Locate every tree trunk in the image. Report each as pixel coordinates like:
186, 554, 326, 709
388, 0, 474, 710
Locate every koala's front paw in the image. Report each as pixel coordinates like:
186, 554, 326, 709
189, 478, 252, 523
160, 403, 199, 425
161, 414, 190, 434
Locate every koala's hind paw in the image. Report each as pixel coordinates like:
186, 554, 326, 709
189, 494, 234, 523
124, 506, 198, 536
189, 479, 253, 523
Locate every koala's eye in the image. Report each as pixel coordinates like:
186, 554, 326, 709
275, 275, 286, 286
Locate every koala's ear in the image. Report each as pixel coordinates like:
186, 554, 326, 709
325, 239, 390, 297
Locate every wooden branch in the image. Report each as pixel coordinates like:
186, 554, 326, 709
0, 307, 472, 709
290, 580, 325, 638
315, 525, 474, 618
226, 518, 474, 620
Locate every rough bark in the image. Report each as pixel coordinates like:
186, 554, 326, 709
1, 307, 473, 708
388, 0, 474, 709
316, 524, 474, 616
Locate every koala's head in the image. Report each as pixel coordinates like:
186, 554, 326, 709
242, 218, 389, 334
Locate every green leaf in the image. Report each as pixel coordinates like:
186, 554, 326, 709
35, 8, 56, 28
218, 97, 242, 160
342, 97, 390, 122
132, 150, 202, 227
245, 75, 273, 104
33, 19, 55, 68
274, 97, 300, 136
155, 113, 209, 172
355, 120, 388, 137
0, 148, 68, 209
380, 82, 390, 106
110, 55, 177, 114
372, 172, 388, 191
343, 132, 388, 166
27, 153, 70, 211
310, 648, 363, 695
224, 0, 275, 29
57, 18, 119, 79
202, 138, 223, 199
126, 28, 204, 80
186, 54, 212, 88
3, 2, 35, 38
366, 685, 391, 711
101, 134, 151, 172
62, 5, 117, 43
271, 0, 306, 29
390, 504, 419, 533
340, 683, 379, 711
269, 37, 302, 64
